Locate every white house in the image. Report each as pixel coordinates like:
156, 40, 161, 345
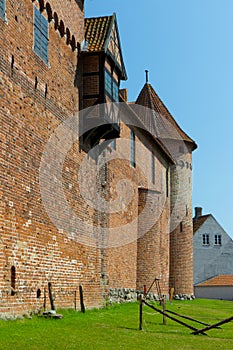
193, 207, 233, 287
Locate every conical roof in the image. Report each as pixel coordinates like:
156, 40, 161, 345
136, 83, 197, 150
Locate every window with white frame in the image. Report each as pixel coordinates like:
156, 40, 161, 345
214, 234, 222, 245
33, 6, 49, 64
0, 0, 6, 20
202, 234, 209, 245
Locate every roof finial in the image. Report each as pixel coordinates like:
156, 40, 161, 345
145, 70, 149, 83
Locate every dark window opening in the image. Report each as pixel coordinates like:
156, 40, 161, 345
180, 222, 183, 232
37, 289, 41, 298
45, 83, 48, 98
11, 55, 14, 70
10, 266, 16, 296
35, 76, 38, 89
166, 168, 169, 197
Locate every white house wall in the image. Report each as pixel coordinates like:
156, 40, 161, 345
194, 286, 233, 301
193, 215, 233, 285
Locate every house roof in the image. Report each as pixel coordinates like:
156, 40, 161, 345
136, 83, 197, 150
84, 14, 127, 80
193, 214, 211, 233
85, 15, 112, 52
196, 275, 233, 287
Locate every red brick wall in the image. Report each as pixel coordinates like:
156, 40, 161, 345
0, 0, 103, 315
0, 1, 195, 316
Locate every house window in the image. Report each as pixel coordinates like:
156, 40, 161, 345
105, 69, 119, 102
151, 153, 155, 184
214, 234, 222, 245
0, 0, 6, 20
202, 234, 209, 245
33, 6, 49, 64
130, 130, 135, 167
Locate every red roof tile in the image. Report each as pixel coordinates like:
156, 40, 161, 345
196, 275, 233, 287
84, 16, 112, 52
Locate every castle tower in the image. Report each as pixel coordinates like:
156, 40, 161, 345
135, 82, 197, 296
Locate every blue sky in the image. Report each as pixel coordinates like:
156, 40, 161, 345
85, 0, 233, 238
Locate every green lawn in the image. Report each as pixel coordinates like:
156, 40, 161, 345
0, 299, 232, 350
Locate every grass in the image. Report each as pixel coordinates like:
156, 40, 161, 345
0, 299, 232, 349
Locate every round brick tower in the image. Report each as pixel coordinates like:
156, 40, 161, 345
169, 142, 194, 296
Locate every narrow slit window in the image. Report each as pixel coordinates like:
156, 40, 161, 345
11, 266, 16, 296
166, 168, 169, 197
37, 289, 41, 298
130, 130, 135, 167
180, 222, 183, 232
33, 6, 49, 64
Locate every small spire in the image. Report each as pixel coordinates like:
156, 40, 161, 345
145, 70, 149, 83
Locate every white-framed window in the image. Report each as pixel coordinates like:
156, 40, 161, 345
130, 130, 135, 167
33, 6, 49, 64
214, 234, 222, 245
202, 234, 209, 245
0, 0, 6, 20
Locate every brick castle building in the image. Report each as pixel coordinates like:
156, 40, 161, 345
0, 0, 197, 315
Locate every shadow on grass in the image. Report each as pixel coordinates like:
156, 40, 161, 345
116, 326, 139, 331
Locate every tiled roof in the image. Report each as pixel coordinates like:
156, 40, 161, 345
196, 275, 233, 287
84, 14, 127, 80
136, 83, 197, 150
84, 15, 112, 52
193, 214, 211, 233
